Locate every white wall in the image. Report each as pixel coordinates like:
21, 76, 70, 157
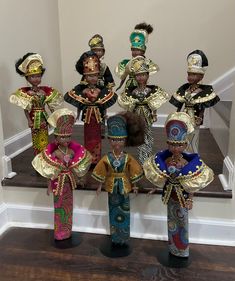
0, 0, 63, 140
58, 0, 235, 112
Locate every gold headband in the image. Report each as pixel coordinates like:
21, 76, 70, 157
18, 54, 43, 76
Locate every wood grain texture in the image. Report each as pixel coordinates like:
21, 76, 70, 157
0, 228, 234, 281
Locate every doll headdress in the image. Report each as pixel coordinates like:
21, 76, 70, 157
88, 34, 104, 49
76, 51, 100, 75
48, 108, 76, 136
129, 56, 150, 74
165, 112, 194, 144
18, 53, 43, 76
130, 22, 153, 51
187, 49, 208, 75
107, 115, 128, 139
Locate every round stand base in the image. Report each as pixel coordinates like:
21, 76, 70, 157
100, 238, 132, 258
157, 249, 192, 268
52, 232, 82, 249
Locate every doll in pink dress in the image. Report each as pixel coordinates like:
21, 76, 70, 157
32, 108, 92, 240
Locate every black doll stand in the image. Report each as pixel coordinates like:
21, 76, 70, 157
99, 238, 132, 258
52, 232, 82, 249
157, 249, 192, 268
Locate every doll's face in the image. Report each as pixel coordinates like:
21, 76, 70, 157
92, 48, 105, 59
187, 72, 204, 84
56, 135, 71, 147
135, 72, 149, 86
26, 74, 42, 87
168, 142, 187, 156
131, 48, 145, 58
109, 138, 126, 151
85, 73, 99, 86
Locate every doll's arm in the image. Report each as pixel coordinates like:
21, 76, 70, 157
152, 110, 157, 122
47, 180, 53, 196
185, 193, 194, 210
96, 183, 103, 196
77, 109, 81, 121
24, 109, 33, 128
132, 184, 139, 195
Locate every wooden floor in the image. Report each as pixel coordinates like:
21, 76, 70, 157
0, 227, 235, 281
2, 126, 232, 198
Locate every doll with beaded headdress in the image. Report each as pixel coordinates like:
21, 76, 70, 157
92, 112, 144, 254
87, 34, 116, 138
32, 108, 92, 241
169, 50, 220, 152
143, 112, 214, 261
80, 34, 115, 89
9, 53, 63, 155
115, 22, 159, 91
64, 51, 117, 165
118, 56, 169, 164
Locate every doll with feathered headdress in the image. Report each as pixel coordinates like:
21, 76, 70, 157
115, 22, 159, 91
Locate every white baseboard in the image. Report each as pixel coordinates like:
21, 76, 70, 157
212, 66, 235, 101
0, 203, 234, 246
0, 203, 8, 235
4, 128, 32, 158
220, 156, 234, 191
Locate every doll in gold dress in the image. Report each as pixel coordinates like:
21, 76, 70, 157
118, 56, 168, 164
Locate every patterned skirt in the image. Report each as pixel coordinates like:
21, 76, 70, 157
108, 192, 130, 245
137, 124, 153, 165
31, 126, 48, 155
84, 113, 101, 164
53, 182, 73, 240
167, 197, 189, 257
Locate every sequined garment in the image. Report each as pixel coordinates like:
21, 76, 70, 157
118, 85, 168, 163
81, 62, 115, 89
115, 58, 159, 89
64, 84, 117, 164
10, 86, 63, 155
169, 84, 220, 153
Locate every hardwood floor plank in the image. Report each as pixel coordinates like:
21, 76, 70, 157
0, 228, 235, 281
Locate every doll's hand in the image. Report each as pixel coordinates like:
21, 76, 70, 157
132, 186, 138, 195
195, 116, 202, 126
152, 114, 157, 122
28, 120, 33, 128
148, 187, 157, 195
185, 198, 193, 210
96, 184, 102, 196
47, 182, 52, 196
78, 177, 86, 188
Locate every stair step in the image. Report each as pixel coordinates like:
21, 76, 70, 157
213, 101, 232, 127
